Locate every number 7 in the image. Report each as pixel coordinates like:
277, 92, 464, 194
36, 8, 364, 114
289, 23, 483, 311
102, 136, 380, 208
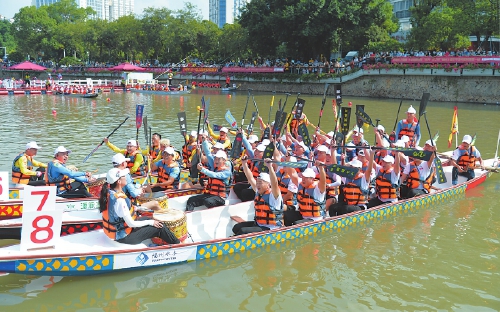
31, 190, 49, 211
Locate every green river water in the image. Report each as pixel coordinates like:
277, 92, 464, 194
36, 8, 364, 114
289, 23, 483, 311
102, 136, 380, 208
0, 90, 499, 311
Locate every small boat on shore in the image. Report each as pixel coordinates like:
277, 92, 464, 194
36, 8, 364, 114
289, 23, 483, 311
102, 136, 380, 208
0, 158, 494, 276
130, 89, 191, 96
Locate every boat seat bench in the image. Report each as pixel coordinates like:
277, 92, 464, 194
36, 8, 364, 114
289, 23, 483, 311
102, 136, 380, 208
230, 215, 247, 223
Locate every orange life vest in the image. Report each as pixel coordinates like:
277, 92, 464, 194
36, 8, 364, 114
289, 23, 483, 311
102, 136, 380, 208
342, 174, 368, 205
406, 161, 432, 192
254, 189, 279, 226
398, 119, 417, 146
375, 167, 398, 199
456, 146, 476, 169
297, 183, 324, 218
45, 160, 72, 194
102, 190, 136, 240
204, 169, 230, 198
157, 161, 180, 189
12, 153, 33, 184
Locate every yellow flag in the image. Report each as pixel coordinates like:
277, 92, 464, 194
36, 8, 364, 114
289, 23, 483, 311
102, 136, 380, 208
448, 106, 458, 148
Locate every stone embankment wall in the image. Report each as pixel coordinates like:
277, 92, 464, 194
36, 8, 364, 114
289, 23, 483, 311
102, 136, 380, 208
234, 75, 500, 104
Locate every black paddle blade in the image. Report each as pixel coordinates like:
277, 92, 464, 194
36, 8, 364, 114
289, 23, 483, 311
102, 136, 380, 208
258, 144, 275, 173
434, 156, 447, 184
298, 123, 311, 146
294, 98, 306, 120
143, 116, 149, 143
341, 107, 352, 135
274, 161, 309, 169
334, 84, 342, 104
177, 112, 187, 137
335, 133, 344, 145
354, 107, 373, 127
355, 105, 365, 128
419, 93, 430, 117
262, 127, 271, 140
230, 133, 243, 159
189, 152, 199, 179
247, 111, 258, 133
327, 164, 358, 179
398, 149, 433, 161
273, 110, 287, 137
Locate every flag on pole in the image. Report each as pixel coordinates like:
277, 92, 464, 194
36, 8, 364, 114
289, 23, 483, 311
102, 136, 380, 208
448, 106, 458, 148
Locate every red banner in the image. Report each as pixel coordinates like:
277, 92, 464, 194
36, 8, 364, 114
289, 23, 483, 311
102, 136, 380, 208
392, 56, 500, 64
221, 67, 285, 73
181, 67, 218, 73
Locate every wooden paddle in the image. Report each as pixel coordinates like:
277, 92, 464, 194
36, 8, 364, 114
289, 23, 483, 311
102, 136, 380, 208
83, 116, 129, 163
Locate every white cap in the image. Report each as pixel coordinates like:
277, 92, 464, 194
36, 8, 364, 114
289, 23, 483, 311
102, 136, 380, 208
327, 131, 335, 137
54, 146, 71, 156
288, 156, 297, 162
214, 150, 227, 159
220, 127, 228, 133
302, 168, 316, 178
325, 138, 332, 145
415, 146, 424, 150
425, 139, 434, 146
112, 153, 130, 165
382, 155, 395, 164
377, 125, 385, 132
262, 139, 271, 146
127, 139, 137, 147
214, 142, 225, 149
346, 142, 356, 150
247, 135, 259, 143
257, 172, 271, 183
164, 146, 175, 155
256, 144, 266, 152
296, 141, 308, 150
400, 135, 410, 143
26, 141, 41, 150
353, 126, 364, 134
106, 168, 129, 184
317, 145, 329, 153
394, 140, 405, 148
198, 130, 208, 135
462, 135, 472, 144
358, 149, 365, 156
190, 130, 197, 137
348, 159, 363, 168
407, 105, 416, 114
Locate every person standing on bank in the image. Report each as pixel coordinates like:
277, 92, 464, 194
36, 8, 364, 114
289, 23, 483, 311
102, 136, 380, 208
99, 168, 179, 245
233, 159, 283, 235
450, 134, 484, 185
12, 141, 47, 186
45, 146, 95, 198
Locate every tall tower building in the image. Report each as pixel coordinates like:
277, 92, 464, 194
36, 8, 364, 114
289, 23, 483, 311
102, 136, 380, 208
209, 0, 227, 28
233, 0, 248, 21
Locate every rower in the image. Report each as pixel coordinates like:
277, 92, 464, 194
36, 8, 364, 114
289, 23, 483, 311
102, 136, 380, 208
12, 141, 47, 186
206, 122, 232, 151
395, 105, 421, 147
233, 135, 266, 202
149, 147, 180, 192
45, 146, 95, 198
450, 134, 484, 185
367, 150, 401, 208
400, 145, 436, 198
185, 150, 232, 211
99, 167, 179, 245
182, 130, 197, 168
104, 138, 146, 175
233, 159, 283, 235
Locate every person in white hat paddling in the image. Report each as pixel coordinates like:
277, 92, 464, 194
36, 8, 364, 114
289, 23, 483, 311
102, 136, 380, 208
367, 149, 401, 208
395, 105, 421, 147
12, 141, 47, 186
104, 138, 146, 175
149, 146, 181, 192
450, 134, 484, 185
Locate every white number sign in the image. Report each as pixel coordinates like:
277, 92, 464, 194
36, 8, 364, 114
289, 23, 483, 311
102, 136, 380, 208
21, 186, 62, 251
0, 172, 8, 201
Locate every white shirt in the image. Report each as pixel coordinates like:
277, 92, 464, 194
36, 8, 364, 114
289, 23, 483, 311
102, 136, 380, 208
115, 197, 154, 228
403, 161, 431, 190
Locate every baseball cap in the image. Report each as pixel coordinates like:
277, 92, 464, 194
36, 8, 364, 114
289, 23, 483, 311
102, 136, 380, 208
247, 135, 259, 143
357, 149, 365, 156
163, 146, 175, 155
26, 141, 41, 150
127, 139, 137, 147
394, 140, 405, 148
220, 127, 228, 133
348, 159, 363, 168
54, 146, 71, 156
382, 155, 395, 164
353, 126, 364, 134
377, 125, 385, 132
262, 139, 271, 146
302, 168, 316, 178
317, 145, 329, 153
198, 130, 208, 135
288, 156, 297, 162
407, 105, 416, 114
190, 130, 197, 137
257, 172, 271, 183
214, 142, 225, 149
296, 141, 308, 150
106, 168, 129, 184
400, 135, 410, 143
462, 135, 472, 144
425, 139, 434, 146
112, 153, 130, 165
214, 150, 227, 159
256, 144, 266, 152
327, 131, 335, 137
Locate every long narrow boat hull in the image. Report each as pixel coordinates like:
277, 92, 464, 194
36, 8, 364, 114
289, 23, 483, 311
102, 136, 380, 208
0, 162, 492, 276
130, 89, 191, 95
54, 92, 99, 98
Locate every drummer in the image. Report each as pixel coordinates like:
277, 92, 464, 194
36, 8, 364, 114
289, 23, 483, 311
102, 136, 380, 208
45, 146, 95, 198
149, 146, 180, 192
12, 141, 47, 186
99, 168, 180, 245
111, 153, 162, 211
233, 159, 283, 235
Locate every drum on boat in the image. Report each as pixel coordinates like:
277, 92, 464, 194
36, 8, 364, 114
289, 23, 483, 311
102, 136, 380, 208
86, 177, 106, 198
153, 209, 188, 242
137, 191, 169, 210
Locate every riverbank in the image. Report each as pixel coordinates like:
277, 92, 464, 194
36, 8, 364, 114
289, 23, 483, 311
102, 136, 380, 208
2, 68, 499, 104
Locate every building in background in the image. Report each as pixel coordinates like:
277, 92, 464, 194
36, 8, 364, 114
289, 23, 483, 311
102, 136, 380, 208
31, 0, 133, 21
233, 0, 248, 21
388, 0, 413, 42
209, 0, 227, 28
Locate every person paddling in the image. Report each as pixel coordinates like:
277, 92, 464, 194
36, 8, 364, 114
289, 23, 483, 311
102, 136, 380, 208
395, 105, 421, 147
12, 141, 47, 186
450, 134, 484, 185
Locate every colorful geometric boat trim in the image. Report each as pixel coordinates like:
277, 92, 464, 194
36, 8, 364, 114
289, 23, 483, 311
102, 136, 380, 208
15, 255, 114, 272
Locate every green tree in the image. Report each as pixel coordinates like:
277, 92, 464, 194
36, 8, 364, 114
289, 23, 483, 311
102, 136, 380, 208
0, 20, 16, 59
